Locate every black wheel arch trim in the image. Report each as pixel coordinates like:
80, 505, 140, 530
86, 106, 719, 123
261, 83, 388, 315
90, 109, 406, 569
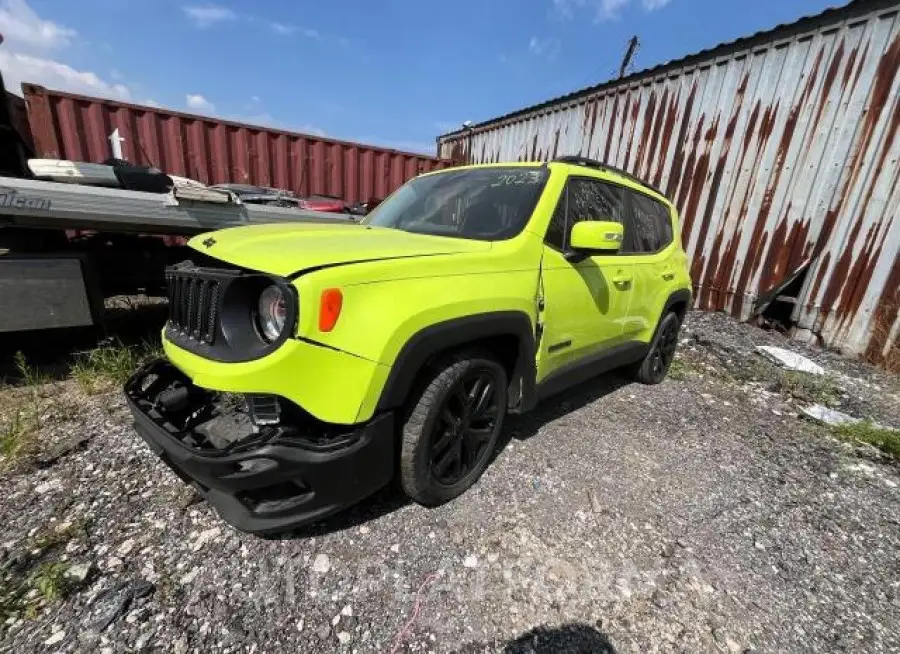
375, 311, 537, 414
662, 288, 693, 318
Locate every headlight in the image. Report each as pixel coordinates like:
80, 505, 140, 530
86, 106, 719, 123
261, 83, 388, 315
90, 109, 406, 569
257, 284, 288, 342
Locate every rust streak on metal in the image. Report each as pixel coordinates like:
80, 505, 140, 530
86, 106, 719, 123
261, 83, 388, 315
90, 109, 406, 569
807, 251, 831, 303
634, 90, 657, 177
863, 255, 900, 370
653, 90, 680, 188
644, 87, 668, 180
674, 115, 706, 235
680, 116, 716, 245
698, 229, 724, 309
665, 81, 697, 197
602, 94, 620, 163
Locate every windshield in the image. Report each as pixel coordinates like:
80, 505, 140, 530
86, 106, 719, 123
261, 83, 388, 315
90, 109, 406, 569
362, 166, 548, 240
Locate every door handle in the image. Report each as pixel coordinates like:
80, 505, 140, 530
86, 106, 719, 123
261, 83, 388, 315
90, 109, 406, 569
661, 271, 675, 281
612, 274, 633, 286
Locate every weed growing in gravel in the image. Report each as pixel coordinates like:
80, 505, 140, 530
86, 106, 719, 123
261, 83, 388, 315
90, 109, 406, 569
30, 562, 71, 603
71, 339, 161, 394
834, 421, 900, 459
0, 521, 89, 628
0, 409, 36, 468
667, 355, 708, 380
775, 371, 841, 406
29, 520, 89, 553
14, 351, 50, 389
723, 355, 842, 406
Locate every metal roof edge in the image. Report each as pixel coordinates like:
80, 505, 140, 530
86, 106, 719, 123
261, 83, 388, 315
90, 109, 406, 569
438, 0, 891, 139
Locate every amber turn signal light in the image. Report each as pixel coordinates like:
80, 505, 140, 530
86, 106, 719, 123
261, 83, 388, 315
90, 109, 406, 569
319, 288, 343, 332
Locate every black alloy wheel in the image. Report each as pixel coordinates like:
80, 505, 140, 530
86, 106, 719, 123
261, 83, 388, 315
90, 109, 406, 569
428, 370, 500, 486
650, 315, 679, 380
630, 311, 682, 385
400, 354, 508, 506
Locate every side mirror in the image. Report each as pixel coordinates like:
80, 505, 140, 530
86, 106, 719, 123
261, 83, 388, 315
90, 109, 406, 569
569, 220, 623, 254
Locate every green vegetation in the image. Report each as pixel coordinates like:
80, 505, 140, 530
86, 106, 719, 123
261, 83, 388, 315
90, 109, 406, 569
834, 420, 900, 459
0, 409, 35, 468
0, 521, 89, 627
14, 351, 49, 389
70, 339, 162, 395
774, 370, 841, 406
667, 354, 709, 381
30, 562, 72, 603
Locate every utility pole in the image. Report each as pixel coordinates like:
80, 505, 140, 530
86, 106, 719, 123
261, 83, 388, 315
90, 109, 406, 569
619, 36, 639, 79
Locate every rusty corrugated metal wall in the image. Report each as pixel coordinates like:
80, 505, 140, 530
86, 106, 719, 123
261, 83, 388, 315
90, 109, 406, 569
23, 85, 447, 205
438, 0, 900, 370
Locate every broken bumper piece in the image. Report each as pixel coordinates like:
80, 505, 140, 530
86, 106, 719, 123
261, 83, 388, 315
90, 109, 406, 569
124, 359, 394, 534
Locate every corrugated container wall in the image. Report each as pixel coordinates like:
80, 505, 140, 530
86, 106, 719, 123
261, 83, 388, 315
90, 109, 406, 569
438, 0, 900, 371
23, 85, 447, 205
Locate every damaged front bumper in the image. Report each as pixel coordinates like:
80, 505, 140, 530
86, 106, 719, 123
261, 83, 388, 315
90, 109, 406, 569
124, 359, 394, 534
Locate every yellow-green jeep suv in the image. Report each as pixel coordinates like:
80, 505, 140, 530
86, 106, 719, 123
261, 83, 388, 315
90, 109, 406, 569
125, 156, 692, 533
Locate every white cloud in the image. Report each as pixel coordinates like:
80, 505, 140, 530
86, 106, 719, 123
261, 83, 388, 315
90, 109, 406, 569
0, 0, 75, 51
528, 36, 561, 61
551, 0, 671, 22
597, 0, 630, 21
0, 1, 136, 100
551, 0, 587, 20
270, 22, 294, 35
182, 4, 236, 28
0, 49, 130, 99
186, 93, 215, 113
270, 22, 319, 39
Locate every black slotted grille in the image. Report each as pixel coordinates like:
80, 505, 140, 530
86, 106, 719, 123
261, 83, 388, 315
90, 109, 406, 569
166, 270, 221, 345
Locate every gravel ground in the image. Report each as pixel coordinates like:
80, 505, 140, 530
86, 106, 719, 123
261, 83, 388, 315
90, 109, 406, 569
1, 312, 898, 653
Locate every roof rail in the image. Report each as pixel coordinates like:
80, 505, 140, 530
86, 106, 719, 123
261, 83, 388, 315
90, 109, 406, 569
553, 156, 666, 198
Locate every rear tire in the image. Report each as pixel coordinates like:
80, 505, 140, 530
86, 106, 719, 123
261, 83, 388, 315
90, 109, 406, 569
629, 312, 681, 384
400, 353, 507, 506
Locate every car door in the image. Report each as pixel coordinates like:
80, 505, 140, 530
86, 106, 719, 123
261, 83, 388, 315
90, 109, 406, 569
619, 188, 678, 339
537, 176, 635, 381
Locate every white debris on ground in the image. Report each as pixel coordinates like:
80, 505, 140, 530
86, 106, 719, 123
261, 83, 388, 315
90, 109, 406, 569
756, 345, 826, 375
802, 403, 899, 431
801, 404, 863, 427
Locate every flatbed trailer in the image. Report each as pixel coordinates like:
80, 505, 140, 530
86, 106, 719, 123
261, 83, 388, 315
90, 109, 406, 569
0, 176, 352, 333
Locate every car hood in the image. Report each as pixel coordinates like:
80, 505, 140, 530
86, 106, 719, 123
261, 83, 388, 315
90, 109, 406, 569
188, 222, 492, 277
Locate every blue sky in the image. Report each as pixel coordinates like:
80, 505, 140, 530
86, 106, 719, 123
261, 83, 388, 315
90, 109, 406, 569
0, 0, 840, 154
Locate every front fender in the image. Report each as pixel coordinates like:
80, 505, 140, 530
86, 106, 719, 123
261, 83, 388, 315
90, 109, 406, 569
373, 310, 537, 413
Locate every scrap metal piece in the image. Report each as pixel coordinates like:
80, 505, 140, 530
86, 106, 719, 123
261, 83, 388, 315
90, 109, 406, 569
756, 346, 825, 375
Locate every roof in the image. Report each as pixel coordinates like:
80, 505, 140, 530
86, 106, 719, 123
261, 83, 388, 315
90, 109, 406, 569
438, 0, 884, 138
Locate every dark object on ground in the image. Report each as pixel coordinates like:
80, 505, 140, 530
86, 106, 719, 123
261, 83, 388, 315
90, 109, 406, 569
92, 579, 155, 631
35, 434, 92, 468
457, 623, 617, 654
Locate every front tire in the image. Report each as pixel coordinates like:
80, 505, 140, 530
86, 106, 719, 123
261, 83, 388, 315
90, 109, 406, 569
400, 354, 507, 506
629, 311, 681, 384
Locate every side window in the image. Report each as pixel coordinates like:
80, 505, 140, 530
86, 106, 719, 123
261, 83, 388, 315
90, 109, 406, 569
545, 189, 567, 250
627, 191, 673, 253
566, 178, 625, 250
655, 201, 674, 248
